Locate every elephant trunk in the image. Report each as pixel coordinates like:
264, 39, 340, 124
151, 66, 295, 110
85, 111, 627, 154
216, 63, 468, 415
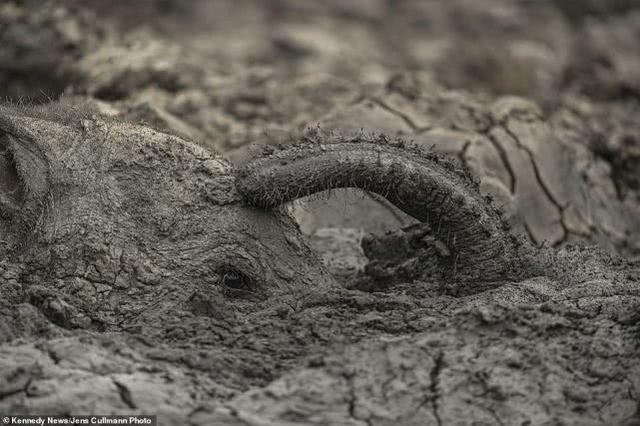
235, 134, 527, 285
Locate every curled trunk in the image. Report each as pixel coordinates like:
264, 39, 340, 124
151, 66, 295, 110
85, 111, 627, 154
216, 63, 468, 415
236, 135, 528, 286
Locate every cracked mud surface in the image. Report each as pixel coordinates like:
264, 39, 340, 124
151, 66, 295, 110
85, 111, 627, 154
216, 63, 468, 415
1, 1, 640, 425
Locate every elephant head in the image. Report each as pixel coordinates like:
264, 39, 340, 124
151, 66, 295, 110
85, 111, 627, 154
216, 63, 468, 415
0, 104, 525, 339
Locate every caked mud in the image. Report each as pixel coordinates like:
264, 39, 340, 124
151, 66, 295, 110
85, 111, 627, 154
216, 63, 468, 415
1, 1, 639, 425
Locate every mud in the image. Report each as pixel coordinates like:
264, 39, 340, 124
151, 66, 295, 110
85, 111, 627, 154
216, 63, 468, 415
1, 1, 640, 425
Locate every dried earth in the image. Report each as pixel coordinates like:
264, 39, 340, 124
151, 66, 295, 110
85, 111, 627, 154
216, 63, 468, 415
1, 1, 640, 425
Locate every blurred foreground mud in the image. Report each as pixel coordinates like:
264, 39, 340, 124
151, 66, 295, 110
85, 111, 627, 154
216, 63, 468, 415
1, 1, 640, 424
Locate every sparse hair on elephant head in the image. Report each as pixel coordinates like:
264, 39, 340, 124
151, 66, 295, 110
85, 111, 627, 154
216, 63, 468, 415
0, 103, 526, 334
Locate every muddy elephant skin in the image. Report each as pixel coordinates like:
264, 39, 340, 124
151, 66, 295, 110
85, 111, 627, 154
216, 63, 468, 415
1, 103, 638, 425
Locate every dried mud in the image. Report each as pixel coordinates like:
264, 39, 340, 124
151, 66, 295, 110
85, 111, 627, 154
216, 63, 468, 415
1, 1, 640, 425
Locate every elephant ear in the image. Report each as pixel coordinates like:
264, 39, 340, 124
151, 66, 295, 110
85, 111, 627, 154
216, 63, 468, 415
0, 108, 50, 238
0, 133, 25, 219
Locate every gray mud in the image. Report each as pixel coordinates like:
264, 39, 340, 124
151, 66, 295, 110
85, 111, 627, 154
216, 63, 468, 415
1, 1, 640, 425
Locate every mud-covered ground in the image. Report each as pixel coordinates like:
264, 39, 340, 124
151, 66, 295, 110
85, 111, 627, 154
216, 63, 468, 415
1, 1, 640, 425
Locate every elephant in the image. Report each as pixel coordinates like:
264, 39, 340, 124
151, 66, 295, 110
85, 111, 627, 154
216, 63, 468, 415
1, 103, 638, 425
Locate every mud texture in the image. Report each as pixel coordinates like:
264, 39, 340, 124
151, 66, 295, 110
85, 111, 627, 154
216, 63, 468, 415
1, 1, 640, 425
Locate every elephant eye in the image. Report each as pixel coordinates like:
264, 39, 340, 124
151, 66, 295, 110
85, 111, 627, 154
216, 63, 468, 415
222, 268, 254, 292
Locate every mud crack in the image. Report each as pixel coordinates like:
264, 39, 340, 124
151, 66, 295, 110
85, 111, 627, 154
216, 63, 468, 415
484, 130, 516, 194
113, 379, 137, 409
500, 120, 570, 245
429, 351, 444, 426
370, 98, 429, 132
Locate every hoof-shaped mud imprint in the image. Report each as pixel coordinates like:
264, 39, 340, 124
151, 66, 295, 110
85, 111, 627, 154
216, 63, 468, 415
1, 1, 639, 425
